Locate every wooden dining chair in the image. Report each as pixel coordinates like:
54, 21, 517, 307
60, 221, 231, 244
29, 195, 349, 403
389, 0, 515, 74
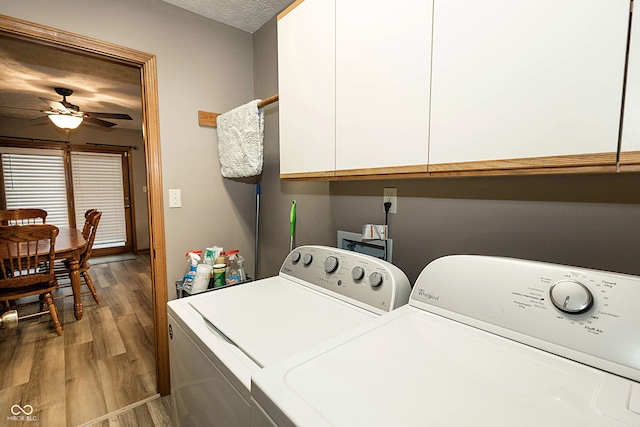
81, 209, 98, 239
0, 224, 62, 336
78, 210, 102, 303
0, 208, 48, 226
55, 210, 102, 304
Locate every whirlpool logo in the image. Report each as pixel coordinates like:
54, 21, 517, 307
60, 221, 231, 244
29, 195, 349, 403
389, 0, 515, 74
8, 404, 36, 422
416, 288, 440, 302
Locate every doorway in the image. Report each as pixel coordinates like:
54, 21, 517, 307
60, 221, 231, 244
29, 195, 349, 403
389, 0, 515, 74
0, 15, 170, 395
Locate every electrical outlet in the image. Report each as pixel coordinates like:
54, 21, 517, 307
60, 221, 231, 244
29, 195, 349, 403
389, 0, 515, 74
169, 189, 181, 208
383, 187, 397, 214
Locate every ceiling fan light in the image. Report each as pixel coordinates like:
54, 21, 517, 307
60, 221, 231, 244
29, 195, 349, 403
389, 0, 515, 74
48, 114, 83, 129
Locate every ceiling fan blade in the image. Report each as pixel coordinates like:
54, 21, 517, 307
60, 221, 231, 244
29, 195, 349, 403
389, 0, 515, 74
39, 97, 70, 114
29, 115, 51, 124
0, 105, 44, 112
84, 112, 133, 120
83, 116, 117, 128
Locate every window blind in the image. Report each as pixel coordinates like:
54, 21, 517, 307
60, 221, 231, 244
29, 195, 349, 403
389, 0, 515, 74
71, 152, 126, 248
1, 151, 69, 227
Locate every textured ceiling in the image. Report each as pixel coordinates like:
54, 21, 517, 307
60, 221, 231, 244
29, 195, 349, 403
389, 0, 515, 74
161, 0, 293, 33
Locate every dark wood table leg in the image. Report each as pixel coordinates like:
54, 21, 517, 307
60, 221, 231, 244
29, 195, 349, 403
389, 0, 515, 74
68, 257, 83, 320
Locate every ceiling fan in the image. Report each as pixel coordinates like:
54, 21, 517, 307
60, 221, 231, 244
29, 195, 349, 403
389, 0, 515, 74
37, 87, 133, 129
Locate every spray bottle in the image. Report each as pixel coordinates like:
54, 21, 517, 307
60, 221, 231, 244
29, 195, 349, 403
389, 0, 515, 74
203, 247, 216, 266
236, 252, 247, 282
225, 250, 241, 285
182, 251, 201, 293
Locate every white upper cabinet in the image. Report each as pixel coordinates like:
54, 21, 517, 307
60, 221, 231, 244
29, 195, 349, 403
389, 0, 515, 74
278, 0, 632, 179
428, 0, 629, 166
278, 0, 335, 175
621, 2, 640, 157
335, 0, 433, 171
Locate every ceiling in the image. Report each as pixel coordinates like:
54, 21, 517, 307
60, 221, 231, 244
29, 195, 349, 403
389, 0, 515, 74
0, 35, 143, 131
0, 0, 291, 133
161, 0, 293, 34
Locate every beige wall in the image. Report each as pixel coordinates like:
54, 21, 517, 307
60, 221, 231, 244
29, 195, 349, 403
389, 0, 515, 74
0, 116, 150, 251
253, 17, 640, 283
0, 0, 257, 299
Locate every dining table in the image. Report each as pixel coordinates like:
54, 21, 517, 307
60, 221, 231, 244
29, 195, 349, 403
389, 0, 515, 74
54, 227, 88, 320
0, 225, 88, 320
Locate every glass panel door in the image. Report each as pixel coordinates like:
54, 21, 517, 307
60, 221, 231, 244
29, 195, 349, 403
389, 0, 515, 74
71, 151, 127, 249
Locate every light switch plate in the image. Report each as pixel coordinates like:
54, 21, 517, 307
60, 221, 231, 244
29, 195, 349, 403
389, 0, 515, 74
169, 189, 181, 208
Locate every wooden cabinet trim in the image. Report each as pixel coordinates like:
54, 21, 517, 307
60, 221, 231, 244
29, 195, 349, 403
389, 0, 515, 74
280, 170, 335, 180
619, 151, 640, 165
334, 164, 429, 178
278, 0, 305, 20
428, 152, 616, 173
429, 165, 618, 177
280, 152, 621, 181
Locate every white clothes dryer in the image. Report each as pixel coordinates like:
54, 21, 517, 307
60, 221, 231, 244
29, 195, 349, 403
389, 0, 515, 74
252, 255, 640, 426
168, 245, 411, 426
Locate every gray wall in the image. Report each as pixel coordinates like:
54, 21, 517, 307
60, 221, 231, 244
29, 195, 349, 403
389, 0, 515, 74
330, 175, 640, 283
253, 18, 334, 278
1, 0, 259, 298
253, 17, 640, 283
0, 116, 150, 251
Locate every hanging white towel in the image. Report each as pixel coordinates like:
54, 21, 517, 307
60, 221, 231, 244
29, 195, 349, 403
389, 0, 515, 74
217, 99, 264, 178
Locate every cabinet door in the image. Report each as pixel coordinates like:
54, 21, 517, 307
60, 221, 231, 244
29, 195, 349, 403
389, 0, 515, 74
278, 0, 335, 176
620, 2, 640, 164
335, 0, 432, 171
429, 0, 629, 166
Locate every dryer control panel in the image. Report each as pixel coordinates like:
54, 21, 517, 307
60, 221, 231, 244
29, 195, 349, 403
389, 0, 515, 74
411, 255, 640, 383
279, 245, 411, 314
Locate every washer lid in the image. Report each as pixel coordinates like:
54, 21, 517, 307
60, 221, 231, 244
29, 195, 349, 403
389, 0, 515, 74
189, 277, 376, 367
252, 307, 640, 427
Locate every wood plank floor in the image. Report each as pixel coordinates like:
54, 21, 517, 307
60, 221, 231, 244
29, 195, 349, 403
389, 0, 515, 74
81, 395, 172, 427
0, 253, 172, 426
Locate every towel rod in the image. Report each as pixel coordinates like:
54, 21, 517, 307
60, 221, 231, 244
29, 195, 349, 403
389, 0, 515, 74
198, 94, 279, 128
257, 94, 279, 109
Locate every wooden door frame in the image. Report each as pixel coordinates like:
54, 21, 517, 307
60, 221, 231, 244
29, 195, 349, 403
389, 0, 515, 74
0, 15, 170, 395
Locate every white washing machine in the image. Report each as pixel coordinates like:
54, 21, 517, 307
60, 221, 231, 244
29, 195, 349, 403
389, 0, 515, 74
252, 255, 640, 426
167, 245, 411, 426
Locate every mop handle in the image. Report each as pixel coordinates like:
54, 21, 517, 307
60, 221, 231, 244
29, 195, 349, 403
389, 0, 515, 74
289, 200, 296, 251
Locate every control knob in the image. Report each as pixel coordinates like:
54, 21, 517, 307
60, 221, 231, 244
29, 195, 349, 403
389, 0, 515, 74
549, 280, 593, 314
303, 253, 313, 266
351, 266, 365, 281
291, 251, 301, 263
324, 256, 339, 273
369, 272, 383, 287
